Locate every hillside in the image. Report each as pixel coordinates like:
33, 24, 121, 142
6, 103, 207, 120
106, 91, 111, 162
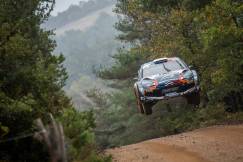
43, 0, 120, 109
55, 5, 115, 35
43, 0, 116, 30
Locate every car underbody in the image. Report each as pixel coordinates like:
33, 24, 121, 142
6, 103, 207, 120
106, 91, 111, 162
140, 85, 200, 102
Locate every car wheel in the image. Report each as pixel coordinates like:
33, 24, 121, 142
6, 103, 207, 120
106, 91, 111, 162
185, 91, 200, 106
134, 84, 145, 114
142, 103, 153, 115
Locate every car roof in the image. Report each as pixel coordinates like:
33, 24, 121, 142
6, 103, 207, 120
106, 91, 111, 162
141, 57, 180, 70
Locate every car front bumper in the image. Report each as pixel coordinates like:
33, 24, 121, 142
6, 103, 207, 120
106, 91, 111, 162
140, 86, 200, 102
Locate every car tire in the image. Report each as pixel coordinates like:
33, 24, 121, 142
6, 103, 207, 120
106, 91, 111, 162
142, 103, 153, 115
134, 84, 145, 114
185, 91, 200, 106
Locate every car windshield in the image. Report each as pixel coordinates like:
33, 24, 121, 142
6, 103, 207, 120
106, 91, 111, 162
142, 60, 184, 77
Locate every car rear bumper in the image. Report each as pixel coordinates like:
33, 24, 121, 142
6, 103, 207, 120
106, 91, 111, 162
140, 86, 199, 102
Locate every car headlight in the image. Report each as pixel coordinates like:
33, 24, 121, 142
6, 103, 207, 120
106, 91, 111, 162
183, 71, 194, 81
142, 79, 154, 87
142, 79, 158, 87
177, 71, 194, 84
141, 79, 158, 94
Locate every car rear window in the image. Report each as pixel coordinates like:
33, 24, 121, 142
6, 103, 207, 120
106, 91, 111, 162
143, 60, 184, 77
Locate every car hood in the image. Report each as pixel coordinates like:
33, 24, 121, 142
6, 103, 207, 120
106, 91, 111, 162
143, 69, 186, 84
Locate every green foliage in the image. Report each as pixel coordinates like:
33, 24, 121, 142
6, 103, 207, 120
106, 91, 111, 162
87, 88, 109, 107
58, 109, 111, 162
93, 86, 243, 149
107, 0, 243, 109
161, 104, 243, 134
94, 0, 243, 150
94, 87, 168, 148
0, 122, 9, 138
197, 0, 243, 101
98, 49, 149, 79
161, 105, 224, 134
0, 0, 73, 161
0, 0, 109, 162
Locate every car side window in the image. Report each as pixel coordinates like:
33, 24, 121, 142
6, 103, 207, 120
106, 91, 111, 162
178, 59, 188, 68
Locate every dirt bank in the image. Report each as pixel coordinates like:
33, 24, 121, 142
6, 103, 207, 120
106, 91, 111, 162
106, 125, 243, 162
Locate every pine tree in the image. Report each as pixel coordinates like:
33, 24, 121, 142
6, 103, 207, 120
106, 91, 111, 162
0, 0, 72, 161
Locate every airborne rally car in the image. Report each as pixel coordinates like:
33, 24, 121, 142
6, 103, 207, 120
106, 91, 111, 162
134, 57, 200, 115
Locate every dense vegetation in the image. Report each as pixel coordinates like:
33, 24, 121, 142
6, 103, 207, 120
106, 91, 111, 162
0, 0, 110, 161
1, 0, 242, 161
93, 0, 243, 148
108, 0, 243, 109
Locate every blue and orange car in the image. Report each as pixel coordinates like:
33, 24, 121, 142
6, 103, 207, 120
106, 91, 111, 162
134, 57, 200, 115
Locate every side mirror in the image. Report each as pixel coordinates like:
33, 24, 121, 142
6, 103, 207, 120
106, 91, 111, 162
133, 77, 138, 81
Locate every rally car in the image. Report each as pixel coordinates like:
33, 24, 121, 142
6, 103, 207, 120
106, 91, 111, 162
134, 57, 200, 115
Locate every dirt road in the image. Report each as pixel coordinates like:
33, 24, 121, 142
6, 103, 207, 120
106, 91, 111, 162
106, 125, 243, 162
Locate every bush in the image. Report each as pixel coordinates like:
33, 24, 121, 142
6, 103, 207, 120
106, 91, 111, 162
58, 109, 111, 162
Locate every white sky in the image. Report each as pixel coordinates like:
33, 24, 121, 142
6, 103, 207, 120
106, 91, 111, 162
52, 0, 89, 16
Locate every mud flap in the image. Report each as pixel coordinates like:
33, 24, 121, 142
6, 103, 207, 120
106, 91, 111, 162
142, 103, 153, 115
134, 84, 145, 114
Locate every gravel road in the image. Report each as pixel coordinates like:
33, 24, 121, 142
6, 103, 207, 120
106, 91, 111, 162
106, 125, 243, 162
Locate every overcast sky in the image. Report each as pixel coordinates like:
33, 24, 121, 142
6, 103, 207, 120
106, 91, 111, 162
52, 0, 89, 16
